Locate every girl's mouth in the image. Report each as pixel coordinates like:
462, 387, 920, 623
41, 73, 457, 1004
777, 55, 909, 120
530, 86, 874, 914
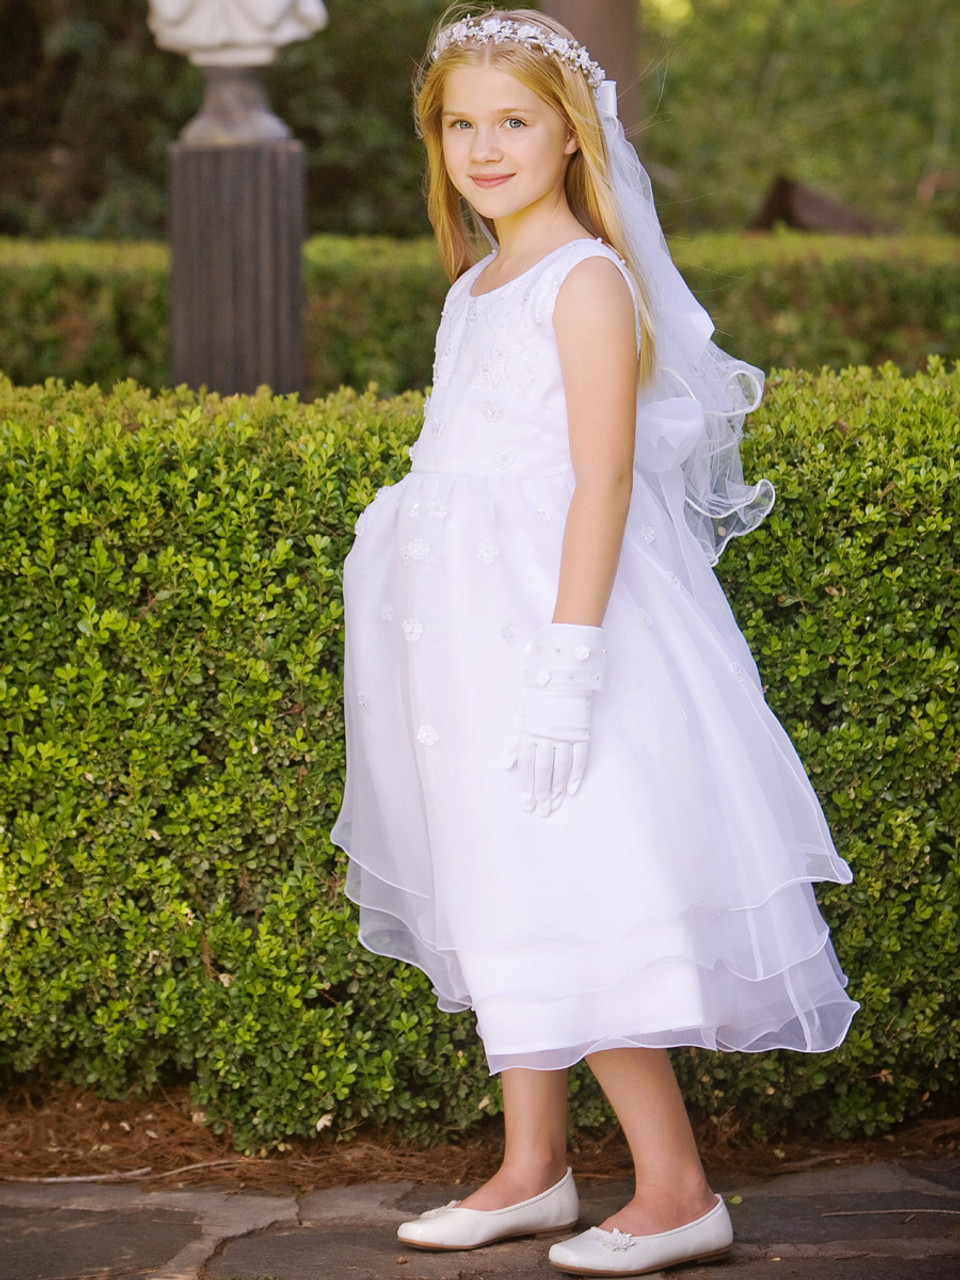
471, 174, 513, 189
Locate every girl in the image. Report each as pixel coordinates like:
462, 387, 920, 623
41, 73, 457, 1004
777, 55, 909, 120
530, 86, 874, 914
331, 8, 858, 1274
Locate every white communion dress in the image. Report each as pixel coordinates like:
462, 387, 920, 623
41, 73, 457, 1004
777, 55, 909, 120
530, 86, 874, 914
331, 238, 858, 1074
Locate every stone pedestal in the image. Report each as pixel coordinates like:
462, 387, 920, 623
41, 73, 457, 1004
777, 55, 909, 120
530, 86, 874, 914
169, 140, 304, 395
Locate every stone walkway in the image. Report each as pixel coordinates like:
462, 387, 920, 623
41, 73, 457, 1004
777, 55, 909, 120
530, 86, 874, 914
1, 1156, 958, 1280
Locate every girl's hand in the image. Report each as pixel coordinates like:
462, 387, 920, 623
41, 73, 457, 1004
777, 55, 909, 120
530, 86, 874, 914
503, 623, 607, 817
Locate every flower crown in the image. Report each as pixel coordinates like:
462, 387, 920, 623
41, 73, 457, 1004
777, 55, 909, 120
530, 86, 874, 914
430, 15, 606, 92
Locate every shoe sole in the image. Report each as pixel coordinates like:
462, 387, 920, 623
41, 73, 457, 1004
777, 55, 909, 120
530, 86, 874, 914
549, 1245, 732, 1276
398, 1220, 581, 1252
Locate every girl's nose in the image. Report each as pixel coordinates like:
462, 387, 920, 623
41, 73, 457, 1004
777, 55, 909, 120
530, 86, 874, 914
471, 128, 502, 162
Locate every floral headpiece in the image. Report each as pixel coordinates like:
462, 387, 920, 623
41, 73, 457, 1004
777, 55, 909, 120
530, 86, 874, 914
430, 15, 606, 92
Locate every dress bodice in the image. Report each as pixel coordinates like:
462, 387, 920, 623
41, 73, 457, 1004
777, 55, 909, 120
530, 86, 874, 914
411, 238, 636, 479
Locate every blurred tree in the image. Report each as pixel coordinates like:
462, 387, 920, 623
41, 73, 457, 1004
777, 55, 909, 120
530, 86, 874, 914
641, 0, 959, 233
0, 0, 197, 237
268, 0, 448, 235
542, 0, 644, 144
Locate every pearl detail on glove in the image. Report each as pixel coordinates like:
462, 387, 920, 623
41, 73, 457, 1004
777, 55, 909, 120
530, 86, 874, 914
503, 622, 607, 817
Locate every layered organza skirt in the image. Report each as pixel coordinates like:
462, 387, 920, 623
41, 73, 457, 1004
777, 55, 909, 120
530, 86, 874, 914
331, 464, 858, 1072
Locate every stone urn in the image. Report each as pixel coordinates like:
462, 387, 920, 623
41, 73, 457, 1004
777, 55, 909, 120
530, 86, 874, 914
147, 0, 328, 144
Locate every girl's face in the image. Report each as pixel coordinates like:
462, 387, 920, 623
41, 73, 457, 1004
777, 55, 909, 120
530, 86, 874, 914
441, 62, 579, 231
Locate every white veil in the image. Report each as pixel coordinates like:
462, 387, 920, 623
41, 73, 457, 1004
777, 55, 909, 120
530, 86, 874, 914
596, 82, 775, 564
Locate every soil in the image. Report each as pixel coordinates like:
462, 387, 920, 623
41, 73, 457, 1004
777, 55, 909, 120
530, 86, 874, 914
1, 1079, 957, 1194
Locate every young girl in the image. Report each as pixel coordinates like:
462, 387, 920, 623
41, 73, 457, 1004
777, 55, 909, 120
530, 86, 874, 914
331, 7, 858, 1274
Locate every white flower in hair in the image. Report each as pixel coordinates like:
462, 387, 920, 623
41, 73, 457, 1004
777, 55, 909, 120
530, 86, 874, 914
430, 15, 606, 91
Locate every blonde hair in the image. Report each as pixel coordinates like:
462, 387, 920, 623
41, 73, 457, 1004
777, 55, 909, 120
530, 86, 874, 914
415, 5, 657, 382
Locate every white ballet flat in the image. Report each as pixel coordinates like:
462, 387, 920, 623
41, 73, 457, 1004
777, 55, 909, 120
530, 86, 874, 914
396, 1167, 579, 1251
548, 1195, 733, 1275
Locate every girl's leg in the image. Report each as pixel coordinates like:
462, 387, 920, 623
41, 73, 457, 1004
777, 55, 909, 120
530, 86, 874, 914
586, 1047, 716, 1235
458, 1066, 570, 1210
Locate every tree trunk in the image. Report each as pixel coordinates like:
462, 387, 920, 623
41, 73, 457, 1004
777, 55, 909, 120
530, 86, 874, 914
540, 0, 643, 144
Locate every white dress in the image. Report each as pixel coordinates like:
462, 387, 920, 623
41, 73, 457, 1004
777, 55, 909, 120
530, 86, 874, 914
331, 238, 858, 1074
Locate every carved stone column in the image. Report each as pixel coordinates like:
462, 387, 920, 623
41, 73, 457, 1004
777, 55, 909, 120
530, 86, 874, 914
168, 139, 305, 395
148, 2, 328, 395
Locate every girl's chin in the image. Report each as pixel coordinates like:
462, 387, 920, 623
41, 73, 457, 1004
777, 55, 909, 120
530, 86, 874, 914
466, 195, 523, 221
453, 182, 516, 219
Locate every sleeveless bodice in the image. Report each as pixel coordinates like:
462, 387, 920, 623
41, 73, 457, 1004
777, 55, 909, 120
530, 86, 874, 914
412, 239, 635, 479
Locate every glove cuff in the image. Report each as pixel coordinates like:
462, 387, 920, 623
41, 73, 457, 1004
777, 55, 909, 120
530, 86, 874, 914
521, 623, 607, 694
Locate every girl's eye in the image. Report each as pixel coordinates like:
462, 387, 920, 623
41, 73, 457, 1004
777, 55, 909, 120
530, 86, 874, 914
449, 119, 472, 130
505, 117, 525, 129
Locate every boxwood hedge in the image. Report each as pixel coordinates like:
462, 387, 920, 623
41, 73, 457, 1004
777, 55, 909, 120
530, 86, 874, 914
0, 234, 958, 396
0, 364, 957, 1152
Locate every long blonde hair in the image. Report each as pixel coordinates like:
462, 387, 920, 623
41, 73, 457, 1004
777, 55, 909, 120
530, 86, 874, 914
415, 5, 657, 382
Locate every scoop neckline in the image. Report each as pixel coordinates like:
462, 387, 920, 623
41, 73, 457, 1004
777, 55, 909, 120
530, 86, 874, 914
468, 237, 601, 299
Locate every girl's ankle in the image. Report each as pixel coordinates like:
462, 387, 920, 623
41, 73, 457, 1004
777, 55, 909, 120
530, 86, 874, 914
601, 1186, 717, 1236
502, 1153, 568, 1188
460, 1159, 567, 1210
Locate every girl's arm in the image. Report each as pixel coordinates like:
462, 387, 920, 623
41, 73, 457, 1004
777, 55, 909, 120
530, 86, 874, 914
552, 256, 638, 627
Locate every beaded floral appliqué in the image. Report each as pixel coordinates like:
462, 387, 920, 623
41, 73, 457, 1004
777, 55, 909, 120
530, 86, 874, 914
478, 343, 508, 389
402, 618, 424, 643
598, 1227, 636, 1253
476, 540, 499, 564
433, 343, 455, 385
417, 725, 439, 746
400, 539, 430, 564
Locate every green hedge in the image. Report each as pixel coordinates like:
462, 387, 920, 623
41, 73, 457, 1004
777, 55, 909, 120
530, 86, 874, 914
1, 235, 958, 396
0, 363, 957, 1152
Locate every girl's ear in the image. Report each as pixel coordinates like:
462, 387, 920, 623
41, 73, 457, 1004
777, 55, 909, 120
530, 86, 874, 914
564, 130, 580, 156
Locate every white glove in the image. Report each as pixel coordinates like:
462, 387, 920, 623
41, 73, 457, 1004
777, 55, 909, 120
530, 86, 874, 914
503, 623, 607, 817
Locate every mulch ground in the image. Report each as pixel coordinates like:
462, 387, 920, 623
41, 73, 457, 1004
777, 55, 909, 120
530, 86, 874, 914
1, 1079, 957, 1194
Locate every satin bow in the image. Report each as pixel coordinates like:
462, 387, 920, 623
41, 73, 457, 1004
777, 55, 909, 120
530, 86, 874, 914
634, 396, 706, 473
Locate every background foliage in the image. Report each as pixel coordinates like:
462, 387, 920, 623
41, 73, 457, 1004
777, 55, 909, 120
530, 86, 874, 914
641, 0, 960, 234
1, 0, 957, 239
1, 365, 957, 1151
1, 232, 958, 395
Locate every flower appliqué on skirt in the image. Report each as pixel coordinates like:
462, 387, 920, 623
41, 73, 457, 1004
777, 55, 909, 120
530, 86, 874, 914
400, 539, 430, 564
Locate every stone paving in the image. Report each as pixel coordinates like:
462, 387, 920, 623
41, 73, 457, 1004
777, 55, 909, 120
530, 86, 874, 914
0, 1157, 958, 1280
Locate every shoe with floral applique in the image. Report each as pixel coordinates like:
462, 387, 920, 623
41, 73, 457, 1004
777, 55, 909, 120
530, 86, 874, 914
548, 1194, 732, 1275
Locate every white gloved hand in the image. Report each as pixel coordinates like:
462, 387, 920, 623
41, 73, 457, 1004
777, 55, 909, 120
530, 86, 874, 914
503, 623, 607, 817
